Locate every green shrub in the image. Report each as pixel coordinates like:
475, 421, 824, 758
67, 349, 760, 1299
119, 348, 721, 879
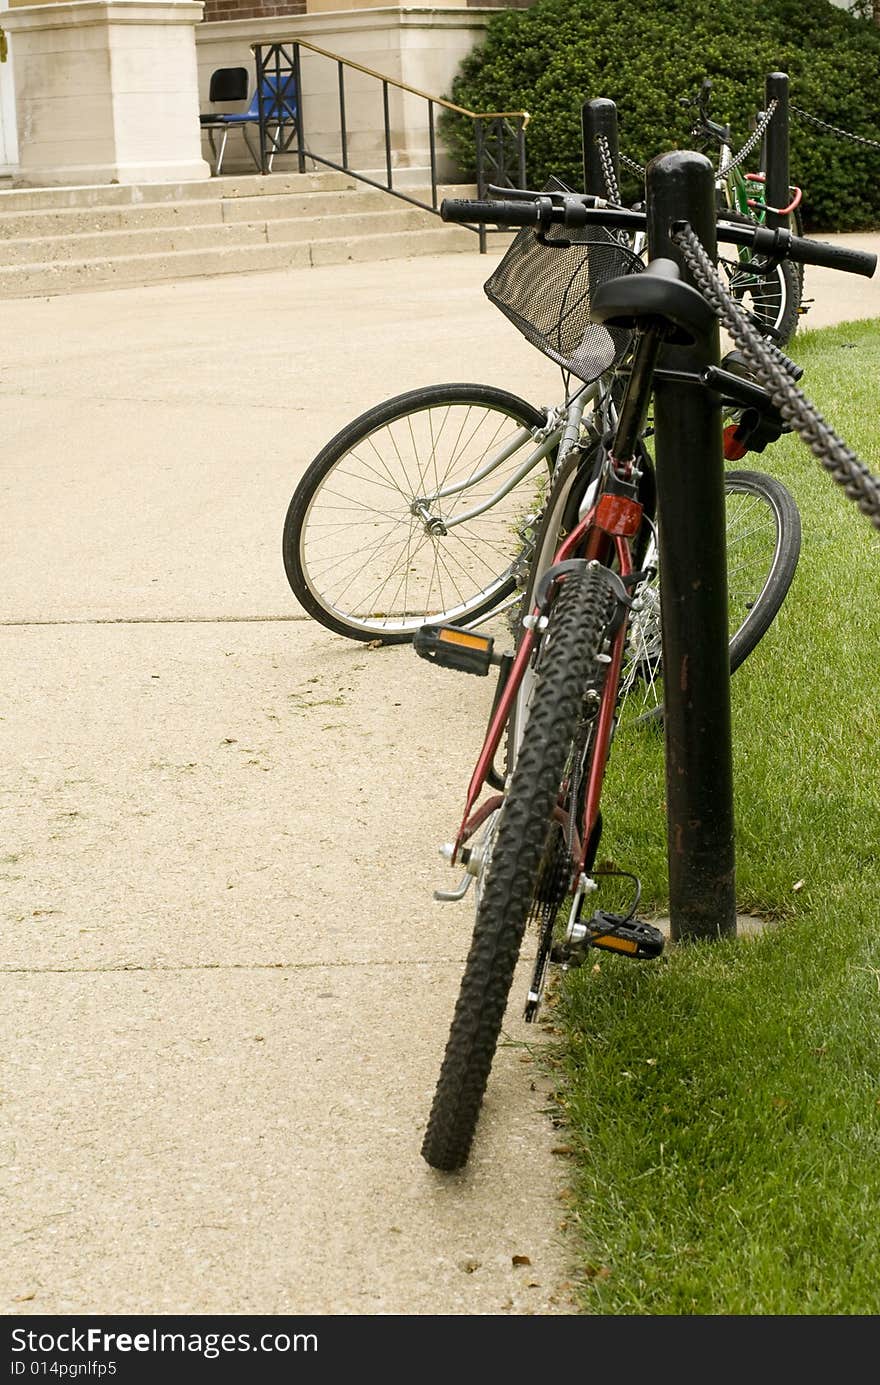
440, 0, 880, 231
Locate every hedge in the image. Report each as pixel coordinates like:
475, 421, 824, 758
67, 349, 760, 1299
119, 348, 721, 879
439, 0, 880, 231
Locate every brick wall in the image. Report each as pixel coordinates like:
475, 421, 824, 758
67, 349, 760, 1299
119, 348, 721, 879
201, 0, 306, 23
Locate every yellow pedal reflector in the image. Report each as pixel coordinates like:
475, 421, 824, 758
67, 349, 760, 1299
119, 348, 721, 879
438, 628, 493, 652
413, 623, 498, 677
592, 934, 639, 955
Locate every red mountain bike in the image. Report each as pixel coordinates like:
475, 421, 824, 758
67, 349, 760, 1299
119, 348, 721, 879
416, 190, 874, 1172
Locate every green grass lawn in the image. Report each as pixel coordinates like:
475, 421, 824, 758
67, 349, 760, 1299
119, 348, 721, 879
551, 317, 880, 1315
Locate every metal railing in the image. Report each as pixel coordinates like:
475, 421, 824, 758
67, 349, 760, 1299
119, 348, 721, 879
251, 38, 529, 251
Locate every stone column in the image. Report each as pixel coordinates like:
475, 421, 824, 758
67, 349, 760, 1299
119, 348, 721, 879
3, 0, 211, 186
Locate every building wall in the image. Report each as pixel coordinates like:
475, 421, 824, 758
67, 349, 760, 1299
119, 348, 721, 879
5, 0, 211, 185
195, 6, 502, 177
0, 0, 530, 184
0, 0, 19, 172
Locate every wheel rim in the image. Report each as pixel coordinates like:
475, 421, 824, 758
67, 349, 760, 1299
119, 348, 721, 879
297, 399, 549, 635
725, 259, 787, 334
616, 479, 786, 728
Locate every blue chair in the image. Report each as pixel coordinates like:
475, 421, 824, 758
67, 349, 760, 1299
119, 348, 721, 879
200, 69, 298, 176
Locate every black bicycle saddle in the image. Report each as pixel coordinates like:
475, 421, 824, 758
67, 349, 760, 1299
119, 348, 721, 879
589, 257, 717, 347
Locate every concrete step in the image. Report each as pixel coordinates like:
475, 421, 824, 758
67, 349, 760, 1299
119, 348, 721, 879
0, 170, 357, 212
0, 187, 426, 239
0, 223, 476, 297
0, 206, 446, 265
0, 172, 480, 297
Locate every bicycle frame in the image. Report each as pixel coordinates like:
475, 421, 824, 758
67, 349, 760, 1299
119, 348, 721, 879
413, 380, 600, 531
446, 327, 660, 909
719, 144, 802, 222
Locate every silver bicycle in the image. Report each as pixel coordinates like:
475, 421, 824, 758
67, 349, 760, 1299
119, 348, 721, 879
281, 203, 801, 727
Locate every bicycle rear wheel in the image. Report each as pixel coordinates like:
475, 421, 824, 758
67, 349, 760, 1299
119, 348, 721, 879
508, 459, 800, 741
421, 564, 616, 1172
721, 208, 801, 345
283, 384, 554, 643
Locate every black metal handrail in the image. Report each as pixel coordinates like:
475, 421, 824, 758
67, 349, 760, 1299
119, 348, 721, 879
251, 38, 529, 251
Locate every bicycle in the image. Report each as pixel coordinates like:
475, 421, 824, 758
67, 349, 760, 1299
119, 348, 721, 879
683, 77, 806, 345
281, 204, 801, 708
415, 187, 875, 1172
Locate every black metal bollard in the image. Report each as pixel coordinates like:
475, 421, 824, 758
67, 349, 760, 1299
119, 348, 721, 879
582, 98, 619, 199
764, 72, 790, 231
646, 151, 737, 942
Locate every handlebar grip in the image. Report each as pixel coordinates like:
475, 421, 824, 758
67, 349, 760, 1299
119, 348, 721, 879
786, 233, 876, 278
440, 198, 539, 227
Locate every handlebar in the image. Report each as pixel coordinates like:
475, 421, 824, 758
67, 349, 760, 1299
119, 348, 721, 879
713, 218, 875, 276
680, 78, 730, 147
439, 195, 878, 278
680, 77, 713, 114
442, 195, 646, 233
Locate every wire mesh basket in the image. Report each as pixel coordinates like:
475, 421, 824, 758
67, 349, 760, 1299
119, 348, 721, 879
484, 183, 645, 383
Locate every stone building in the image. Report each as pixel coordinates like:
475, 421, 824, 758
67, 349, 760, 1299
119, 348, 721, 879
0, 0, 535, 185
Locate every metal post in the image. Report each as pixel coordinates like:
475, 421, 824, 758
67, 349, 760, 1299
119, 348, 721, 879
428, 101, 438, 210
293, 43, 305, 174
516, 118, 527, 190
475, 120, 486, 254
646, 150, 737, 942
582, 98, 619, 198
764, 72, 790, 230
338, 61, 348, 170
253, 45, 268, 174
382, 81, 392, 190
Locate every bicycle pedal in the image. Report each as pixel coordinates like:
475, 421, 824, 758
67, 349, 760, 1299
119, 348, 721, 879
588, 911, 665, 958
413, 624, 502, 676
551, 912, 665, 966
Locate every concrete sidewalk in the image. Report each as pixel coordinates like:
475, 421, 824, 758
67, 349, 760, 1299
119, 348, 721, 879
2, 238, 879, 1317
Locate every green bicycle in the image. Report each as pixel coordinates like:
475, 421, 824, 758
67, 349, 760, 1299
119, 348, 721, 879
684, 78, 806, 345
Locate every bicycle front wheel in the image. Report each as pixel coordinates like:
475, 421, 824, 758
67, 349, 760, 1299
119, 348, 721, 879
421, 565, 616, 1172
283, 384, 554, 643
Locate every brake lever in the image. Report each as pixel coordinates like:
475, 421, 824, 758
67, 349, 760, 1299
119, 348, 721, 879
533, 195, 571, 248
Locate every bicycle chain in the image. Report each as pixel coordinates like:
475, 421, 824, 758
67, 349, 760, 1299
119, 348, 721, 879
718, 100, 777, 176
791, 104, 880, 150
672, 222, 880, 530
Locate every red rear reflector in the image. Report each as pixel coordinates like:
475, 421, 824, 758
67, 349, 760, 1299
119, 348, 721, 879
595, 493, 642, 536
723, 423, 748, 461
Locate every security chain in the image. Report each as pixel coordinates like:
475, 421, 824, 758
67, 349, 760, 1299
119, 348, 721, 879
791, 105, 880, 151
595, 133, 621, 205
617, 103, 777, 185
672, 222, 880, 529
620, 151, 646, 178
718, 100, 777, 176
